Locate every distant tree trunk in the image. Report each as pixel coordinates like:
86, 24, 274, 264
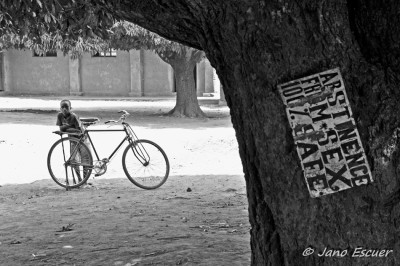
115, 1, 400, 265
157, 47, 206, 118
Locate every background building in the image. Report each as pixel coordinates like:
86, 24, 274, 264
0, 49, 219, 98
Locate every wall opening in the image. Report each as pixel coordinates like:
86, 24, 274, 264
33, 50, 58, 57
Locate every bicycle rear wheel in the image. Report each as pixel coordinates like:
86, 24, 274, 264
122, 139, 169, 189
47, 137, 93, 189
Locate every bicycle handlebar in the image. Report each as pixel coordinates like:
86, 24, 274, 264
105, 120, 119, 124
104, 110, 130, 124
118, 110, 129, 115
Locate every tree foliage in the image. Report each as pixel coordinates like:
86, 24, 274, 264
0, 0, 114, 40
111, 22, 183, 56
110, 21, 204, 64
0, 16, 201, 62
0, 0, 115, 56
0, 31, 107, 58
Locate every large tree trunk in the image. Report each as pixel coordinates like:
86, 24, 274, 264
157, 48, 206, 118
113, 1, 400, 265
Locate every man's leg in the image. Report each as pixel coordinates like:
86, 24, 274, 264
70, 140, 83, 183
80, 143, 91, 181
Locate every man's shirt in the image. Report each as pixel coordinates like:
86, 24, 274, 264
56, 112, 82, 132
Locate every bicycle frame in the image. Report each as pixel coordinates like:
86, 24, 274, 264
67, 122, 149, 168
84, 122, 134, 162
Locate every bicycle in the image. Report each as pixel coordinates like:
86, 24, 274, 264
47, 110, 170, 190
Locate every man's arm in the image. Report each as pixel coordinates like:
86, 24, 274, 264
56, 113, 78, 132
69, 114, 83, 132
59, 125, 70, 132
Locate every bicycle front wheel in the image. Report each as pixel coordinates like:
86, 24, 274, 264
122, 139, 169, 189
47, 137, 93, 189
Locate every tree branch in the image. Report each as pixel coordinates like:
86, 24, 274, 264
112, 0, 215, 50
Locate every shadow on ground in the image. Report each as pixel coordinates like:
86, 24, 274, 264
0, 175, 250, 266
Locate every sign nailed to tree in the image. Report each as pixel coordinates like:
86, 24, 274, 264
278, 68, 373, 198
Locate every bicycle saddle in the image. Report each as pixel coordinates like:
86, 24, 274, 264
80, 117, 100, 123
80, 117, 100, 126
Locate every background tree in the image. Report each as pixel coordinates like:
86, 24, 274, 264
159, 46, 205, 118
2, 1, 400, 265
111, 22, 206, 118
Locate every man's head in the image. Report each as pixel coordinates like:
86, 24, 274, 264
60, 99, 72, 115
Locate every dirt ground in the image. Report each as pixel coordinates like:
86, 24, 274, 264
0, 97, 250, 266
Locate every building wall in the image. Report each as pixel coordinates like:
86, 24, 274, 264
142, 51, 175, 96
4, 50, 69, 95
80, 51, 131, 96
0, 49, 217, 97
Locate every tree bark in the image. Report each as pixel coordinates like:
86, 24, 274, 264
112, 1, 400, 265
0, 52, 3, 92
158, 48, 206, 118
